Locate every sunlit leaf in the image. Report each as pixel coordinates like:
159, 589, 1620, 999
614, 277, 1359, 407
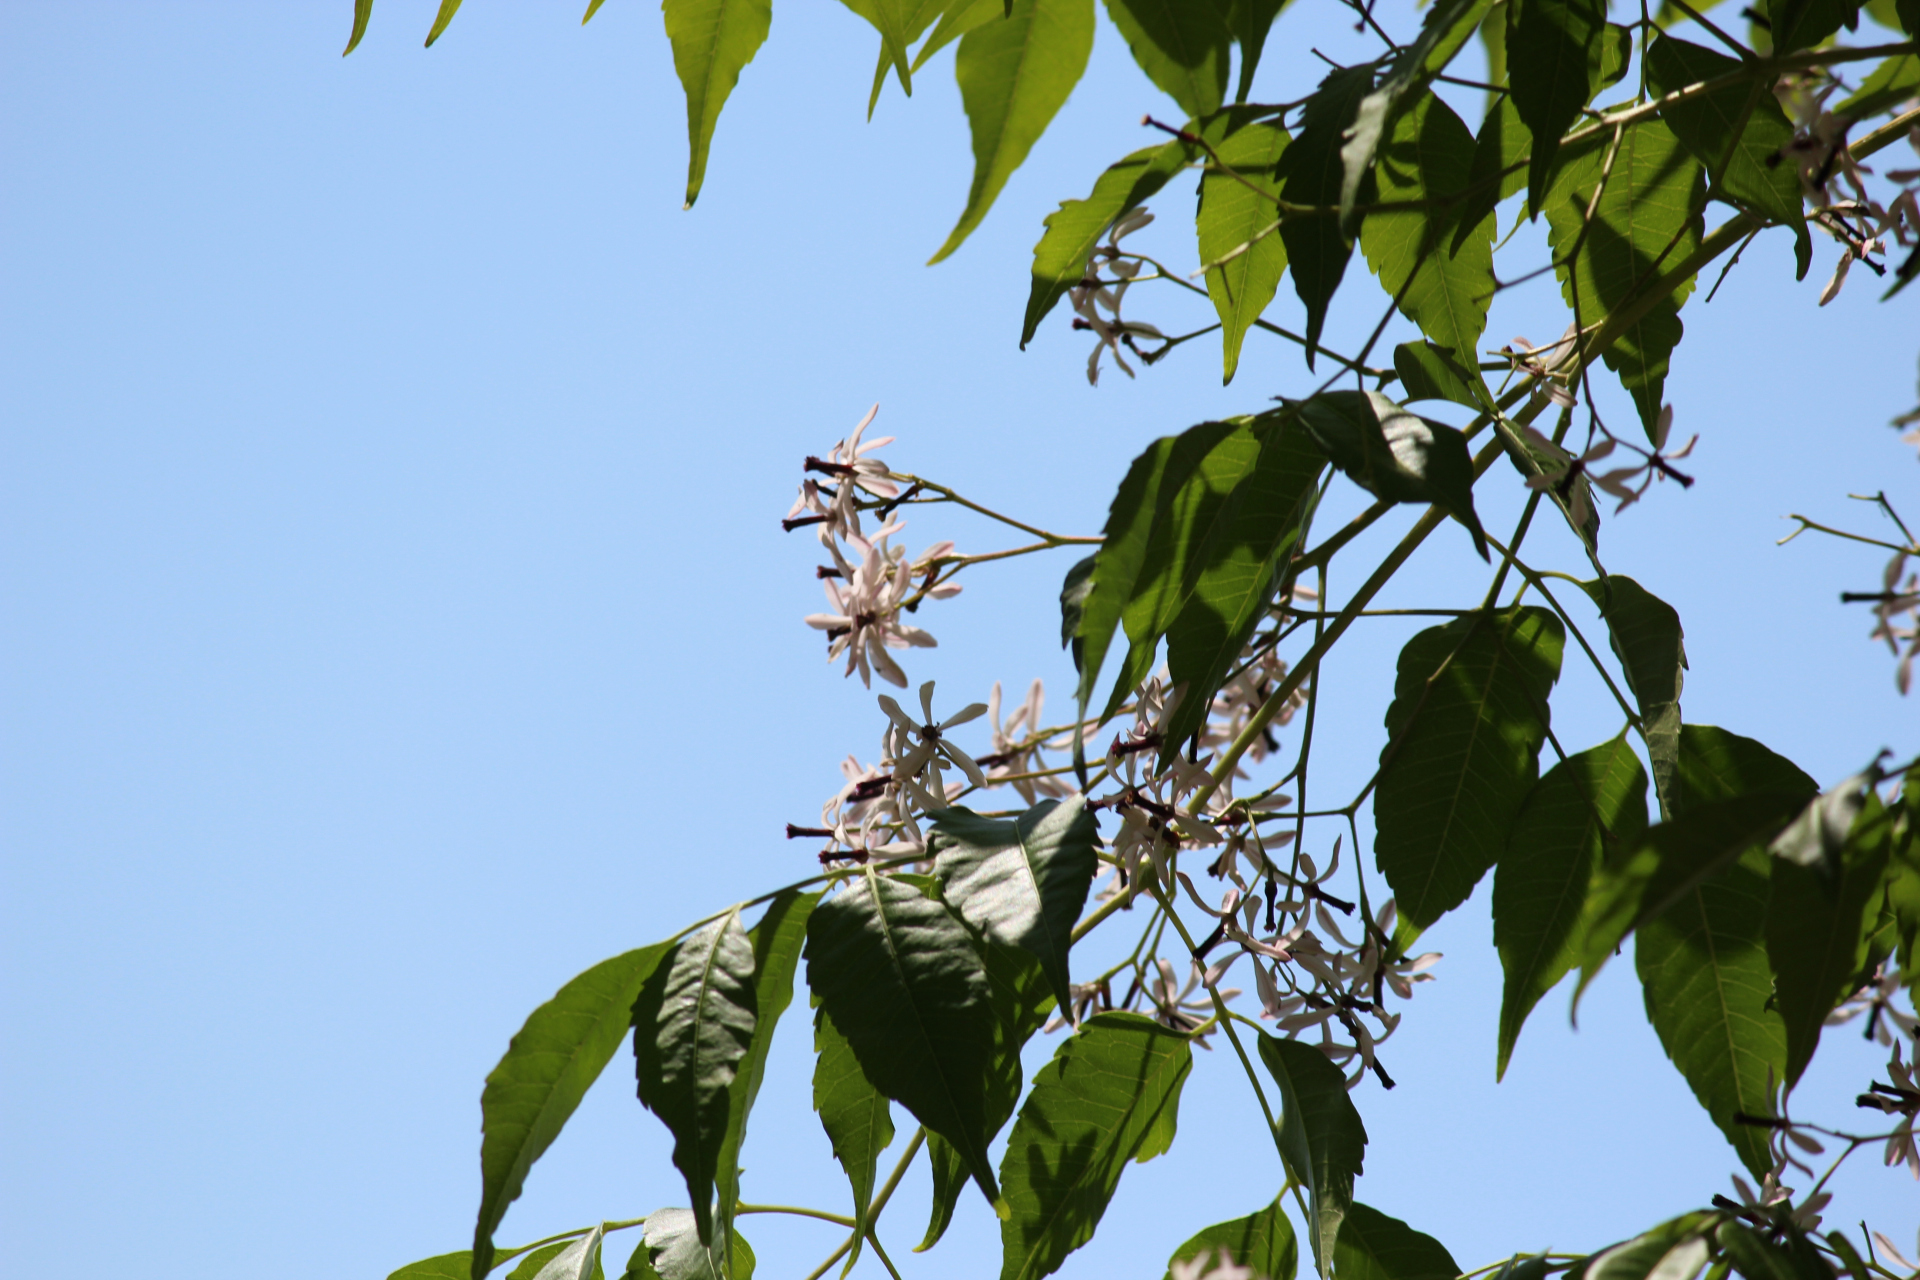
1494, 737, 1648, 1078
1579, 576, 1686, 818
662, 0, 774, 209
390, 1253, 480, 1280
1837, 52, 1920, 119
1507, 0, 1606, 214
509, 1244, 577, 1280
1333, 1204, 1459, 1280
1578, 1213, 1716, 1280
1292, 390, 1489, 559
425, 0, 465, 47
1196, 110, 1291, 383
1225, 0, 1292, 103
1374, 607, 1565, 940
1258, 1034, 1367, 1278
531, 1228, 605, 1280
1277, 64, 1378, 358
998, 1013, 1194, 1280
1104, 0, 1232, 118
912, 0, 1003, 72
345, 0, 375, 54
1164, 1197, 1299, 1280
473, 944, 674, 1278
932, 0, 1096, 263
813, 1006, 894, 1273
636, 1210, 755, 1280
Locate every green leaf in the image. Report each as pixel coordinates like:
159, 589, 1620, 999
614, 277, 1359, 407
838, 0, 922, 99
1060, 553, 1097, 663
637, 1210, 755, 1280
1456, 94, 1530, 255
932, 0, 1096, 263
1226, 0, 1292, 103
1258, 1034, 1368, 1278
1196, 111, 1292, 383
473, 945, 674, 1278
1022, 139, 1193, 347
1291, 390, 1489, 559
662, 0, 773, 209
390, 1253, 480, 1280
1333, 1204, 1460, 1280
532, 1229, 606, 1280
1767, 785, 1896, 1086
1578, 1213, 1715, 1280
1646, 36, 1807, 276
1837, 51, 1920, 120
1544, 120, 1705, 441
1374, 607, 1566, 939
997, 1013, 1194, 1280
509, 1245, 576, 1280
813, 1007, 894, 1274
1359, 90, 1499, 363
424, 0, 464, 47
634, 913, 758, 1246
1579, 576, 1687, 817
1073, 414, 1324, 750
344, 0, 374, 55
912, 0, 1003, 72
1393, 340, 1490, 411
1715, 1222, 1825, 1280
1507, 0, 1606, 214
1103, 0, 1232, 118
1164, 1198, 1299, 1280
931, 798, 1099, 1012
1277, 64, 1379, 358
1494, 737, 1649, 1078
583, 0, 609, 25
806, 868, 1004, 1207
714, 891, 815, 1253
1341, 0, 1493, 228
1767, 0, 1863, 54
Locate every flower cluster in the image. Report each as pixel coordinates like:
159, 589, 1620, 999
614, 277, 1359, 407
1072, 209, 1168, 385
1867, 548, 1919, 694
1520, 406, 1698, 528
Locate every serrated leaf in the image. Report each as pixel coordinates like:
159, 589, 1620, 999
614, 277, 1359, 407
1197, 111, 1292, 383
390, 1253, 480, 1280
1646, 36, 1808, 276
1359, 90, 1499, 362
1165, 1198, 1299, 1280
997, 1013, 1194, 1280
1258, 1034, 1367, 1278
1494, 737, 1648, 1078
1291, 390, 1489, 559
1278, 64, 1379, 358
344, 0, 375, 55
1393, 340, 1490, 410
806, 869, 1004, 1206
932, 0, 1096, 263
662, 0, 773, 209
1544, 121, 1705, 441
634, 913, 758, 1246
1104, 0, 1231, 118
813, 1007, 894, 1274
1768, 0, 1863, 53
1226, 0, 1293, 103
1023, 139, 1193, 347
473, 945, 674, 1278
1333, 1204, 1459, 1280
1455, 94, 1530, 255
931, 798, 1098, 1013
1767, 786, 1897, 1086
1838, 51, 1920, 120
1341, 0, 1492, 228
424, 0, 464, 47
638, 1210, 755, 1280
1508, 0, 1607, 214
1579, 576, 1687, 817
1375, 607, 1565, 939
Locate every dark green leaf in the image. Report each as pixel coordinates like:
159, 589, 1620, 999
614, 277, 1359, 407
1715, 1221, 1818, 1280
638, 1210, 755, 1280
1494, 737, 1649, 1078
1393, 341, 1491, 410
1359, 90, 1499, 362
1060, 554, 1097, 664
931, 798, 1099, 1012
1767, 0, 1863, 54
1104, 0, 1232, 118
390, 1253, 479, 1280
1226, 0, 1292, 103
1333, 1204, 1459, 1280
932, 0, 1097, 263
508, 1245, 575, 1280
1292, 390, 1489, 558
1374, 607, 1565, 939
1838, 52, 1920, 120
1258, 1034, 1368, 1278
634, 913, 758, 1246
1508, 0, 1607, 213
1456, 94, 1530, 255
1646, 36, 1806, 273
1767, 786, 1896, 1085
1023, 140, 1193, 347
661, 0, 773, 209
813, 1007, 894, 1273
1278, 64, 1379, 358
1578, 1213, 1715, 1280
424, 0, 464, 47
1341, 0, 1493, 227
1579, 576, 1687, 817
1165, 1198, 1299, 1280
473, 945, 674, 1278
806, 868, 1004, 1207
1544, 121, 1705, 441
997, 1013, 1194, 1280
1196, 111, 1291, 383
344, 0, 374, 55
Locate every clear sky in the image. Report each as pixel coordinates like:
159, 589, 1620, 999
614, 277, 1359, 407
2, 4, 1915, 1279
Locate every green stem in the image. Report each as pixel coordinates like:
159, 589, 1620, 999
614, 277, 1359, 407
801, 1128, 927, 1280
736, 1204, 858, 1229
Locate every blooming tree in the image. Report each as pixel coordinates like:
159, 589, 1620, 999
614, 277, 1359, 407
356, 4, 1920, 1280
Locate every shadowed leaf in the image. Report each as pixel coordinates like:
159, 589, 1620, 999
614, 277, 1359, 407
1259, 1034, 1368, 1277
1164, 1198, 1299, 1280
1104, 0, 1232, 118
1291, 390, 1489, 559
1197, 110, 1291, 383
1334, 1204, 1459, 1280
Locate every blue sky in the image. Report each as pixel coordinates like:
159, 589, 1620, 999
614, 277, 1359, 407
2, 4, 1916, 1279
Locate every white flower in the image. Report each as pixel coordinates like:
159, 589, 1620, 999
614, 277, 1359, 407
787, 404, 900, 543
1501, 327, 1579, 408
1070, 209, 1167, 385
804, 519, 939, 688
878, 681, 989, 813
